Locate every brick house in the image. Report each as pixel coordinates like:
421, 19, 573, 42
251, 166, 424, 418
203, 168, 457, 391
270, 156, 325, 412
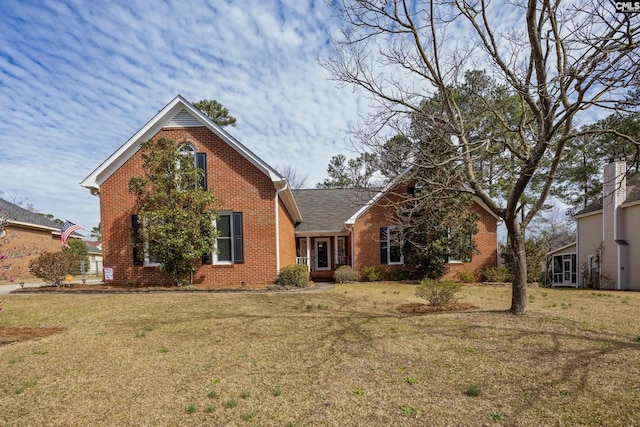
81, 95, 498, 287
0, 198, 73, 282
293, 186, 499, 281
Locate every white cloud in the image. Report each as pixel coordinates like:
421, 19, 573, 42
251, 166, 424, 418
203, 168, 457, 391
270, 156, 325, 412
0, 0, 368, 230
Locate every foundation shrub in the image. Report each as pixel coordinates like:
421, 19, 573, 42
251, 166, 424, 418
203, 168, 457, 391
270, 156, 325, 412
334, 265, 360, 283
361, 266, 384, 282
456, 269, 475, 283
277, 264, 310, 288
482, 267, 512, 282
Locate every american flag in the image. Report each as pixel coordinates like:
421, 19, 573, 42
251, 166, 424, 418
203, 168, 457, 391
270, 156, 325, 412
60, 221, 82, 248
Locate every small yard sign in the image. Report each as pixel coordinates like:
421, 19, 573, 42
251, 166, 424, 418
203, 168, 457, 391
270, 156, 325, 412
104, 267, 114, 282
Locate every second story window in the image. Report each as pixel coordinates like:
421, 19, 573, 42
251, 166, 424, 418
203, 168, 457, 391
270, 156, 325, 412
177, 143, 207, 190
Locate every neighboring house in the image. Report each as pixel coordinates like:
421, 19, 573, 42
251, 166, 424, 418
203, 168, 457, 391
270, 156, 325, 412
81, 95, 498, 288
84, 241, 103, 276
548, 160, 640, 290
0, 198, 75, 281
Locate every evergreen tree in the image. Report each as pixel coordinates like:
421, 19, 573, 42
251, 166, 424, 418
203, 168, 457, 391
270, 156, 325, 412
194, 99, 237, 127
316, 153, 378, 188
128, 138, 219, 285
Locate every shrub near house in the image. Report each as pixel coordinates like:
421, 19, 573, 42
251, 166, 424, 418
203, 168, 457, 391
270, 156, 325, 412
0, 200, 73, 282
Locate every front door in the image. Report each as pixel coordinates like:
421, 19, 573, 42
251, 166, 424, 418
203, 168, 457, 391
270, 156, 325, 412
315, 238, 331, 271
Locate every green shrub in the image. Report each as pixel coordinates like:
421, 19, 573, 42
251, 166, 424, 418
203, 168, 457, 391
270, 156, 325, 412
361, 266, 384, 282
415, 278, 461, 306
29, 251, 80, 286
334, 265, 360, 283
456, 269, 475, 283
465, 383, 482, 396
62, 239, 89, 274
388, 268, 411, 281
277, 264, 309, 288
482, 267, 512, 282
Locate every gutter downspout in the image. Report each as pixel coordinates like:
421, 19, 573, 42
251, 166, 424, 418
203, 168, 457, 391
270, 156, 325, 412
345, 223, 355, 269
275, 181, 289, 274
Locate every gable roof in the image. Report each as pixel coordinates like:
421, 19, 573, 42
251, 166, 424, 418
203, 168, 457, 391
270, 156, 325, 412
573, 199, 603, 217
293, 188, 379, 233
80, 95, 301, 223
85, 240, 102, 255
343, 167, 501, 226
574, 174, 640, 217
0, 198, 65, 232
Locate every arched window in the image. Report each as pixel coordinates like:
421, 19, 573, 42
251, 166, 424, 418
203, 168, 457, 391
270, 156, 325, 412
176, 143, 207, 190
177, 143, 196, 164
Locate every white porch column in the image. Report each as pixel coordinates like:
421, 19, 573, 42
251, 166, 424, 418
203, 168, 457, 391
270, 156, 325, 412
334, 235, 338, 268
306, 236, 311, 271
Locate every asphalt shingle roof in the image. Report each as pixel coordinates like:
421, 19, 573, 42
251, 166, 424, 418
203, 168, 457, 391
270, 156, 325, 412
292, 188, 379, 233
0, 198, 63, 230
574, 174, 640, 216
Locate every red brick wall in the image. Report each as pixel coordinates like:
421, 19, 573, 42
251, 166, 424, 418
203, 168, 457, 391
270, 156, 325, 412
352, 189, 498, 279
352, 189, 401, 274
0, 225, 65, 282
444, 202, 498, 280
278, 198, 296, 269
100, 126, 282, 288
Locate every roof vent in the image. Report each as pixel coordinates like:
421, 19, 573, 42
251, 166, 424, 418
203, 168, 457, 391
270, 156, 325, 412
165, 109, 201, 127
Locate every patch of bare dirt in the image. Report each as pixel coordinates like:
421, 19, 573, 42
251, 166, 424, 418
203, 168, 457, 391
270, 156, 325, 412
0, 326, 65, 346
397, 302, 478, 314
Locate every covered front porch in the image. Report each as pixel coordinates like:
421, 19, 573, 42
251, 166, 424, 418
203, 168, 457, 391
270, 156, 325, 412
295, 235, 351, 280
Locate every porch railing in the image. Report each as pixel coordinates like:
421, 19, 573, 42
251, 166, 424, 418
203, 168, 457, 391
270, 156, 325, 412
296, 257, 309, 270
336, 256, 349, 266
296, 256, 351, 270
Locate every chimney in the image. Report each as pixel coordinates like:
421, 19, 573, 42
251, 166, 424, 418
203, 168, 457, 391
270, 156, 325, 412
603, 160, 626, 241
602, 160, 629, 290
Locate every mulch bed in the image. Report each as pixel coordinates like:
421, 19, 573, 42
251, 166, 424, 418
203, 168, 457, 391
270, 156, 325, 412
397, 302, 478, 314
0, 326, 66, 346
10, 284, 264, 294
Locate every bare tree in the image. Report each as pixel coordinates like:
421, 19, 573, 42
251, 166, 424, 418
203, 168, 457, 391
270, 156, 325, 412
324, 0, 640, 314
277, 164, 309, 189
5, 190, 36, 212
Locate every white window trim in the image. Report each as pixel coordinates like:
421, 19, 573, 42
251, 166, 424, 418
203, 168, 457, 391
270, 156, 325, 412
140, 218, 160, 267
213, 212, 234, 265
144, 252, 161, 267
384, 227, 404, 265
177, 143, 196, 162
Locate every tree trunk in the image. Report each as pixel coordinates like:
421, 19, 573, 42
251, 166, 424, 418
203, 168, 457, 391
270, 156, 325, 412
506, 217, 528, 315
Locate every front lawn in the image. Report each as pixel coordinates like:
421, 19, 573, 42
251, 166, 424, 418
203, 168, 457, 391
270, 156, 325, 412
1, 283, 639, 426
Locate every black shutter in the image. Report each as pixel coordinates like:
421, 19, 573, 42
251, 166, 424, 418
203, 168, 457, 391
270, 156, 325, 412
196, 153, 207, 189
380, 227, 388, 265
233, 212, 244, 264
132, 215, 143, 266
201, 252, 212, 265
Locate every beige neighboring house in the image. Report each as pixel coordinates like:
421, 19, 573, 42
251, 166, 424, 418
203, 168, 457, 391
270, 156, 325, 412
549, 160, 640, 289
84, 241, 103, 276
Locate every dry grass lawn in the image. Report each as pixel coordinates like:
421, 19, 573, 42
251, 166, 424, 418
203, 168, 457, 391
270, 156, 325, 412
1, 283, 640, 426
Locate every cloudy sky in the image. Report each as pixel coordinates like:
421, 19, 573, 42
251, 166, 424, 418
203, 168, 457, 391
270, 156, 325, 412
1, 0, 369, 233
